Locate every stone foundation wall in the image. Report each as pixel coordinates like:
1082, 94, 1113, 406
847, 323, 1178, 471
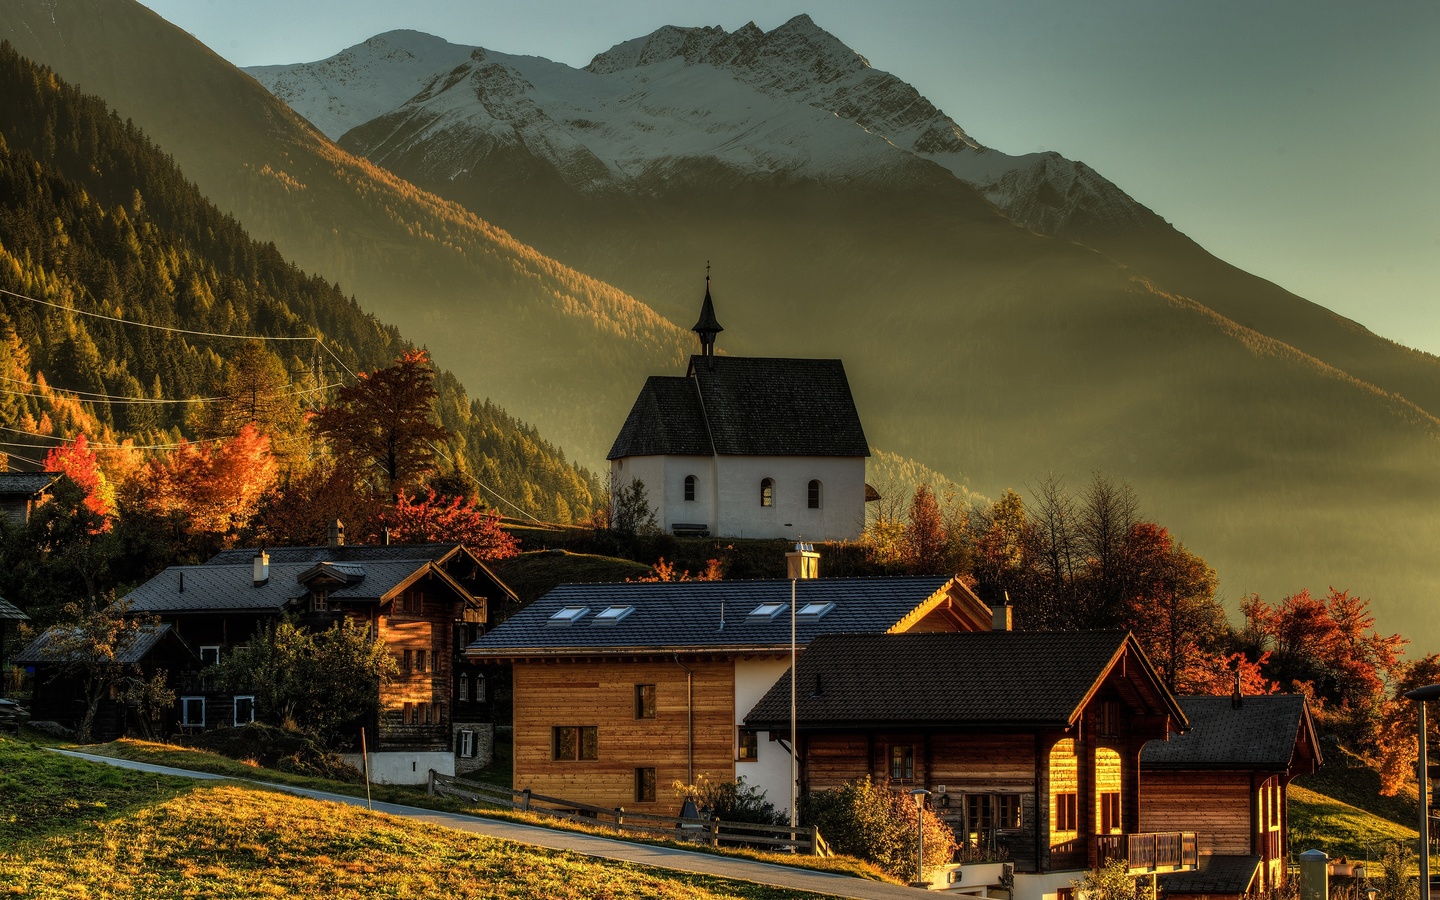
453, 721, 495, 775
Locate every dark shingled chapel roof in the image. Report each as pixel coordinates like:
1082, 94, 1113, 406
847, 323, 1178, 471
1141, 694, 1316, 770
744, 631, 1181, 730
608, 355, 869, 459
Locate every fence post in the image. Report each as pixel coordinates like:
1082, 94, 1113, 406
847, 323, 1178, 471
810, 824, 820, 856
520, 788, 532, 812
614, 807, 624, 827
427, 768, 436, 796
710, 817, 720, 848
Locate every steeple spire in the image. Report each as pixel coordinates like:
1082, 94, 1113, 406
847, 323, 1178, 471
691, 261, 724, 360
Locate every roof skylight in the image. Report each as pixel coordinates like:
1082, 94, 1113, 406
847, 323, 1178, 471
797, 601, 835, 621
593, 605, 635, 625
548, 606, 590, 626
747, 602, 788, 620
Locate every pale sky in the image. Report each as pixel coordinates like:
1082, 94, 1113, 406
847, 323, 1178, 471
140, 0, 1440, 356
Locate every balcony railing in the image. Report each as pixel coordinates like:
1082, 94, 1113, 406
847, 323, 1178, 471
1094, 832, 1198, 874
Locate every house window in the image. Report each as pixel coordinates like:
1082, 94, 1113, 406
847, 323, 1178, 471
403, 649, 413, 673
459, 673, 469, 701
996, 794, 1022, 829
553, 726, 599, 761
635, 767, 657, 803
889, 745, 915, 781
403, 702, 413, 725
180, 696, 205, 727
1055, 792, 1079, 832
417, 701, 429, 725
311, 591, 327, 612
199, 645, 221, 667
1096, 700, 1121, 738
436, 701, 445, 726
968, 793, 994, 832
808, 479, 821, 509
738, 729, 758, 762
415, 649, 427, 674
684, 474, 696, 502
635, 684, 656, 719
233, 696, 255, 726
459, 730, 476, 759
760, 478, 774, 507
1100, 791, 1122, 834
474, 674, 485, 702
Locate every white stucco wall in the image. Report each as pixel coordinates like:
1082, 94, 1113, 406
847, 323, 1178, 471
613, 454, 865, 541
341, 751, 455, 786
734, 655, 797, 819
1013, 870, 1089, 900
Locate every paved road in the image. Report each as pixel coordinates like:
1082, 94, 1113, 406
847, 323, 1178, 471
53, 750, 936, 900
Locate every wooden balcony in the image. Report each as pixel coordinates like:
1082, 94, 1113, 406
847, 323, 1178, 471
1094, 832, 1198, 874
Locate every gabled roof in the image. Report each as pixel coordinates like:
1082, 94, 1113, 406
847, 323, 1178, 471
608, 376, 712, 458
207, 544, 461, 565
124, 558, 461, 614
15, 623, 186, 665
0, 471, 61, 497
466, 576, 985, 657
1158, 855, 1261, 896
744, 631, 1186, 731
0, 597, 27, 621
1141, 694, 1320, 771
608, 356, 869, 459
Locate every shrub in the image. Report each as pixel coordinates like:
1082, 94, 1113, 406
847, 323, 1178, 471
802, 777, 956, 879
672, 774, 785, 826
1075, 859, 1137, 900
182, 722, 363, 782
1377, 840, 1418, 900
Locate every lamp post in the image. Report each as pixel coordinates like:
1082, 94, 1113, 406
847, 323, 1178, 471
910, 788, 932, 887
784, 542, 817, 832
1405, 683, 1440, 900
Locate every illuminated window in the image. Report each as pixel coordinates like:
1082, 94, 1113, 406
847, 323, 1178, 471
1055, 792, 1079, 831
738, 729, 758, 762
760, 478, 774, 507
889, 745, 914, 781
1100, 792, 1122, 834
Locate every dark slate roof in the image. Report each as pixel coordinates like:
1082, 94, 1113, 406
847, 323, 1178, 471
1142, 694, 1311, 770
607, 376, 712, 458
206, 544, 459, 565
15, 624, 181, 665
692, 286, 723, 335
0, 597, 27, 621
0, 472, 61, 496
125, 560, 432, 613
608, 356, 869, 459
744, 631, 1145, 730
1158, 855, 1261, 895
467, 576, 957, 656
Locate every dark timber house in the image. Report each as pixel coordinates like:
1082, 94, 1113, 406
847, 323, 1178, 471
1142, 693, 1320, 897
123, 531, 516, 783
743, 631, 1198, 900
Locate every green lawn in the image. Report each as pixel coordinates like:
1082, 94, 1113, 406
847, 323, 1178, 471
1288, 784, 1419, 862
0, 735, 828, 899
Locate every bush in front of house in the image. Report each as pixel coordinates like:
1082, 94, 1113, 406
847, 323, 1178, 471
672, 773, 786, 826
182, 722, 363, 782
802, 776, 957, 880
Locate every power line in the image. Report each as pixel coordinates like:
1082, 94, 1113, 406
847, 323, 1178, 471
0, 286, 317, 342
423, 438, 545, 525
0, 376, 342, 405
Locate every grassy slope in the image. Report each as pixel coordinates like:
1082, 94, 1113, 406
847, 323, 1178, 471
1288, 784, 1417, 862
0, 736, 832, 899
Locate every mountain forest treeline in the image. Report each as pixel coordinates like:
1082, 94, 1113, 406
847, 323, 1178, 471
0, 42, 597, 528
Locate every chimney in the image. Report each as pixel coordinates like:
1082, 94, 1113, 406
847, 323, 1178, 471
253, 549, 270, 587
1232, 665, 1244, 709
328, 518, 345, 548
785, 542, 819, 580
382, 526, 391, 547
178, 570, 184, 593
991, 597, 1012, 632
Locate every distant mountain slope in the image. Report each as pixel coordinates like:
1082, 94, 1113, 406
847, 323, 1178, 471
246, 19, 1440, 649
0, 0, 691, 463
0, 41, 596, 522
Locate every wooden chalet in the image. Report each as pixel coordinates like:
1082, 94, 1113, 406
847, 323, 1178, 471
16, 623, 196, 741
0, 596, 27, 695
1142, 693, 1320, 897
0, 471, 61, 526
465, 574, 993, 816
743, 631, 1197, 899
124, 531, 516, 783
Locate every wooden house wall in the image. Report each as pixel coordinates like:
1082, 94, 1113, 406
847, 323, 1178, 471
374, 579, 459, 753
1141, 771, 1253, 856
513, 657, 736, 810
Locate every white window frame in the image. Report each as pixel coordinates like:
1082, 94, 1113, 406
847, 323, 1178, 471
459, 729, 475, 759
199, 645, 221, 667
181, 696, 205, 727
233, 695, 256, 725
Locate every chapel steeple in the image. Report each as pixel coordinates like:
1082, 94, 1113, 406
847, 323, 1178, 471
691, 263, 724, 360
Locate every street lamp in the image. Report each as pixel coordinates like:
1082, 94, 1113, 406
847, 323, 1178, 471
910, 788, 932, 887
1404, 682, 1440, 900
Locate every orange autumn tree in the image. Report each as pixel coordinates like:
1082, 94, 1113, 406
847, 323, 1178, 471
43, 433, 115, 519
135, 424, 278, 538
375, 488, 518, 560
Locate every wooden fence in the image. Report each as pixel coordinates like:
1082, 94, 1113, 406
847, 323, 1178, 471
429, 770, 830, 856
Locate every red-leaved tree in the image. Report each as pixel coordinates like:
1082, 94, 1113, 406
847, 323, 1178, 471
43, 433, 114, 519
376, 488, 518, 560
134, 424, 278, 537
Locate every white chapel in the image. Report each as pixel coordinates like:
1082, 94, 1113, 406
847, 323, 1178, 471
607, 277, 870, 541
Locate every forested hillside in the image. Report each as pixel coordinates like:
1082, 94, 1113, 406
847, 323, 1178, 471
0, 42, 596, 522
